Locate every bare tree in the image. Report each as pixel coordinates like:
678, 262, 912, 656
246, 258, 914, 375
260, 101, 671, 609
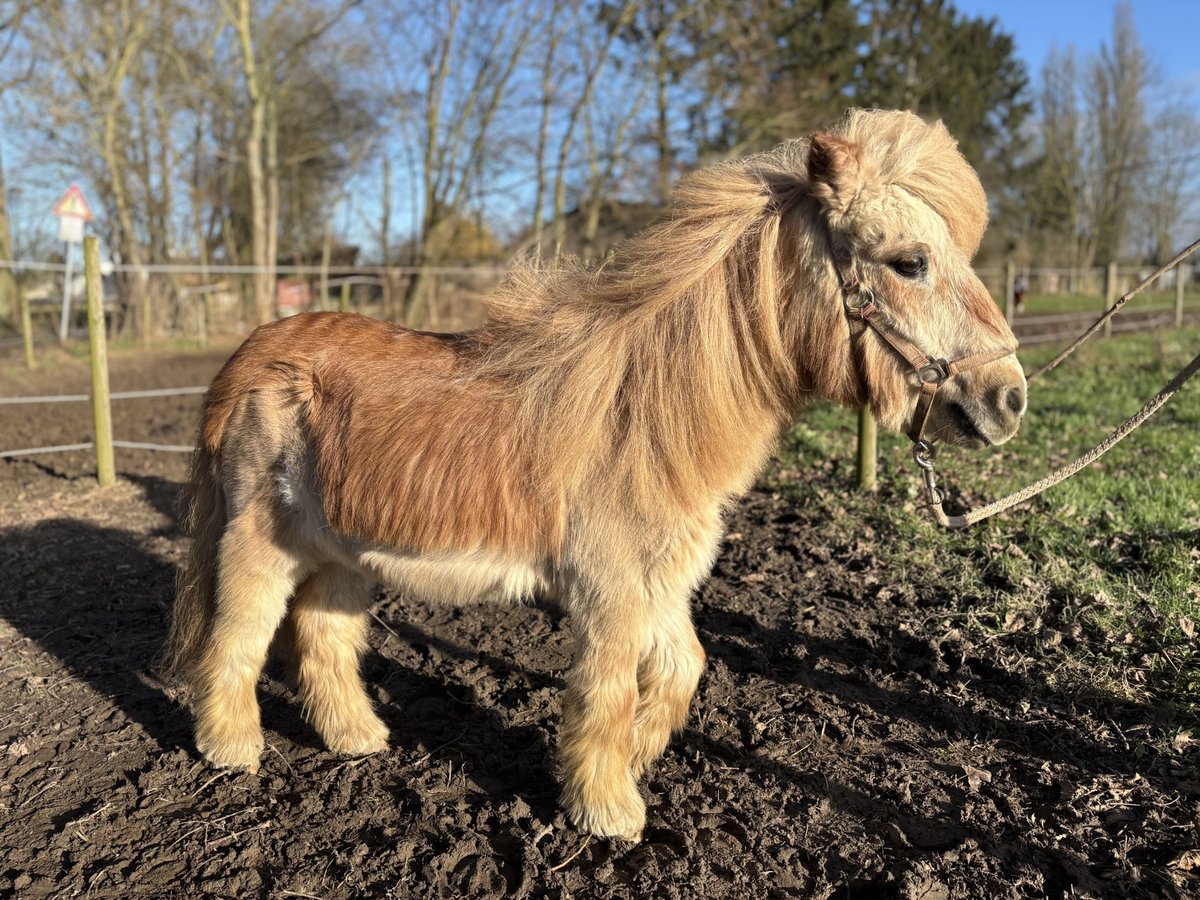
1083, 1, 1150, 265
578, 68, 650, 260
1032, 5, 1154, 268
1136, 105, 1200, 264
220, 0, 363, 324
18, 1, 156, 333
547, 0, 639, 252
0, 0, 34, 328
392, 0, 538, 324
1034, 46, 1086, 266
530, 0, 564, 250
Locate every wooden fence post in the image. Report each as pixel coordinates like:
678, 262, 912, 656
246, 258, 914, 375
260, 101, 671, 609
197, 293, 208, 349
1004, 260, 1015, 324
20, 289, 34, 369
856, 404, 877, 492
1104, 260, 1118, 339
85, 236, 115, 487
1176, 263, 1187, 329
141, 281, 152, 348
339, 279, 350, 313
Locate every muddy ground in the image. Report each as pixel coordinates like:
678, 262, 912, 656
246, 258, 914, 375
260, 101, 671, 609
2, 346, 1199, 899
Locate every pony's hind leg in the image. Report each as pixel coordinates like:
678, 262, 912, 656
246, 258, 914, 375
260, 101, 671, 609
630, 597, 705, 780
288, 566, 388, 756
194, 503, 306, 772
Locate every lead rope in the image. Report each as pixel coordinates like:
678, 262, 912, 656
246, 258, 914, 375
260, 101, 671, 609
918, 237, 1200, 528
920, 350, 1200, 528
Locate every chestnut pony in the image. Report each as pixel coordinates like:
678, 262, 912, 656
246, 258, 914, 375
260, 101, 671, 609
166, 110, 1025, 839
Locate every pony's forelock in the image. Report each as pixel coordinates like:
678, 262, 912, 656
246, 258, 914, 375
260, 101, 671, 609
827, 109, 989, 257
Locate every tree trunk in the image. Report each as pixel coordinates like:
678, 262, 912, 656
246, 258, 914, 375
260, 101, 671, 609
266, 94, 279, 316
0, 152, 17, 329
381, 155, 393, 318
320, 218, 333, 310
101, 15, 149, 340
532, 14, 559, 251
655, 53, 672, 204
246, 99, 270, 323
235, 0, 272, 325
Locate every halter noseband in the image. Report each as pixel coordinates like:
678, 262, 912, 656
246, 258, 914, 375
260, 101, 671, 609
828, 236, 1018, 495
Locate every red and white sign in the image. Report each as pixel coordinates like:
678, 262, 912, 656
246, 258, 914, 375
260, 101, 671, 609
52, 185, 94, 243
52, 185, 94, 220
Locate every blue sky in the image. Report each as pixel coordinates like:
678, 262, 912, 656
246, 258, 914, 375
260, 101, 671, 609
955, 0, 1200, 97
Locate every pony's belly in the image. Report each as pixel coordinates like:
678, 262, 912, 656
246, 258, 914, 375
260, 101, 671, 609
355, 547, 548, 605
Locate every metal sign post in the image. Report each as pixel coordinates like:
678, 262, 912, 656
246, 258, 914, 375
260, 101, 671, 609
51, 185, 95, 343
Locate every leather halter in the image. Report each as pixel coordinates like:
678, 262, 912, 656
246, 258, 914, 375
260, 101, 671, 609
829, 239, 1018, 456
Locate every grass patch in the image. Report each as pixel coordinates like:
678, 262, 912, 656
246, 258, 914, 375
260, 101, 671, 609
770, 326, 1200, 718
993, 290, 1200, 317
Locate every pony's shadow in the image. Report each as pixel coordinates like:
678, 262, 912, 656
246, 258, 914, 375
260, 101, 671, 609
358, 618, 562, 817
0, 514, 191, 754
698, 601, 1191, 774
123, 472, 188, 531
0, 477, 558, 816
684, 600, 1197, 894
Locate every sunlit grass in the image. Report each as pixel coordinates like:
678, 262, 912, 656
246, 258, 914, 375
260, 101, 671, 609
769, 326, 1200, 717
993, 290, 1200, 317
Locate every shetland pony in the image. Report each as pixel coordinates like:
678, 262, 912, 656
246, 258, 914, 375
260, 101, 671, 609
165, 109, 1025, 839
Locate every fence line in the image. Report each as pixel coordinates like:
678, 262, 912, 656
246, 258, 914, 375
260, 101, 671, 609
2, 245, 1195, 485
1014, 311, 1198, 346
0, 258, 509, 277
112, 440, 194, 453
0, 442, 96, 460
0, 439, 197, 460
0, 385, 208, 405
0, 241, 209, 473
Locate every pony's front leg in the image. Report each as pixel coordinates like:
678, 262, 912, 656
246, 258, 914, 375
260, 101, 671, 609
559, 590, 646, 840
630, 591, 705, 780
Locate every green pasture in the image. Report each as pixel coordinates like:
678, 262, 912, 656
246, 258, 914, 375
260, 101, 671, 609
774, 326, 1200, 719
994, 290, 1200, 318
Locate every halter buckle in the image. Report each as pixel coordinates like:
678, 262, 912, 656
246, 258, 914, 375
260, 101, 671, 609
916, 358, 951, 385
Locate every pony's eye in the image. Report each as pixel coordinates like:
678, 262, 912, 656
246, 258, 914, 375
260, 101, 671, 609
890, 253, 928, 278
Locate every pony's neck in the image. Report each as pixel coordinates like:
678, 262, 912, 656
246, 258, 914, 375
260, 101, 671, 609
574, 220, 802, 510
621, 323, 785, 511
481, 190, 860, 513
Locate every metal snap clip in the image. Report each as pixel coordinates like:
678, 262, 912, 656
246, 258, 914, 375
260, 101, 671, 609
912, 439, 937, 469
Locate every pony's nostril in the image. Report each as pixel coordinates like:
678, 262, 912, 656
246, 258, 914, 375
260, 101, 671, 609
1003, 384, 1026, 417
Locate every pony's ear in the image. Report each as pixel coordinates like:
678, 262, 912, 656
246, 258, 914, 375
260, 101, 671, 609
808, 132, 863, 216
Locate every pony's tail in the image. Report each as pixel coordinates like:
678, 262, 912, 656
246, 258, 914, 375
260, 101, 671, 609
161, 441, 225, 693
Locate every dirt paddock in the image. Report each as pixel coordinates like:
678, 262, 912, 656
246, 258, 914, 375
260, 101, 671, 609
1, 347, 1198, 898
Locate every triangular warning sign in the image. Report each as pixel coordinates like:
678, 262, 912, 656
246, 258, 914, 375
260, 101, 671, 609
52, 185, 94, 221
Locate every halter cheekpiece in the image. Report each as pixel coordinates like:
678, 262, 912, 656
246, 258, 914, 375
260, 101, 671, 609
828, 232, 1018, 503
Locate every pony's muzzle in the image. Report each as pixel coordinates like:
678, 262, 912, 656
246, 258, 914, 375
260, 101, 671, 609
934, 360, 1026, 448
970, 364, 1026, 446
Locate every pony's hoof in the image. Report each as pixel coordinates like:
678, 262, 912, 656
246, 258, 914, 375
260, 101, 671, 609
196, 732, 263, 773
566, 784, 646, 841
324, 715, 389, 756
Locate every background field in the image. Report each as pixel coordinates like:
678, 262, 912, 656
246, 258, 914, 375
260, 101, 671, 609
778, 327, 1200, 716
1, 326, 1198, 897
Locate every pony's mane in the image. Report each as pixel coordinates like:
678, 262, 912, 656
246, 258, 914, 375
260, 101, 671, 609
476, 144, 811, 503
473, 109, 982, 504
